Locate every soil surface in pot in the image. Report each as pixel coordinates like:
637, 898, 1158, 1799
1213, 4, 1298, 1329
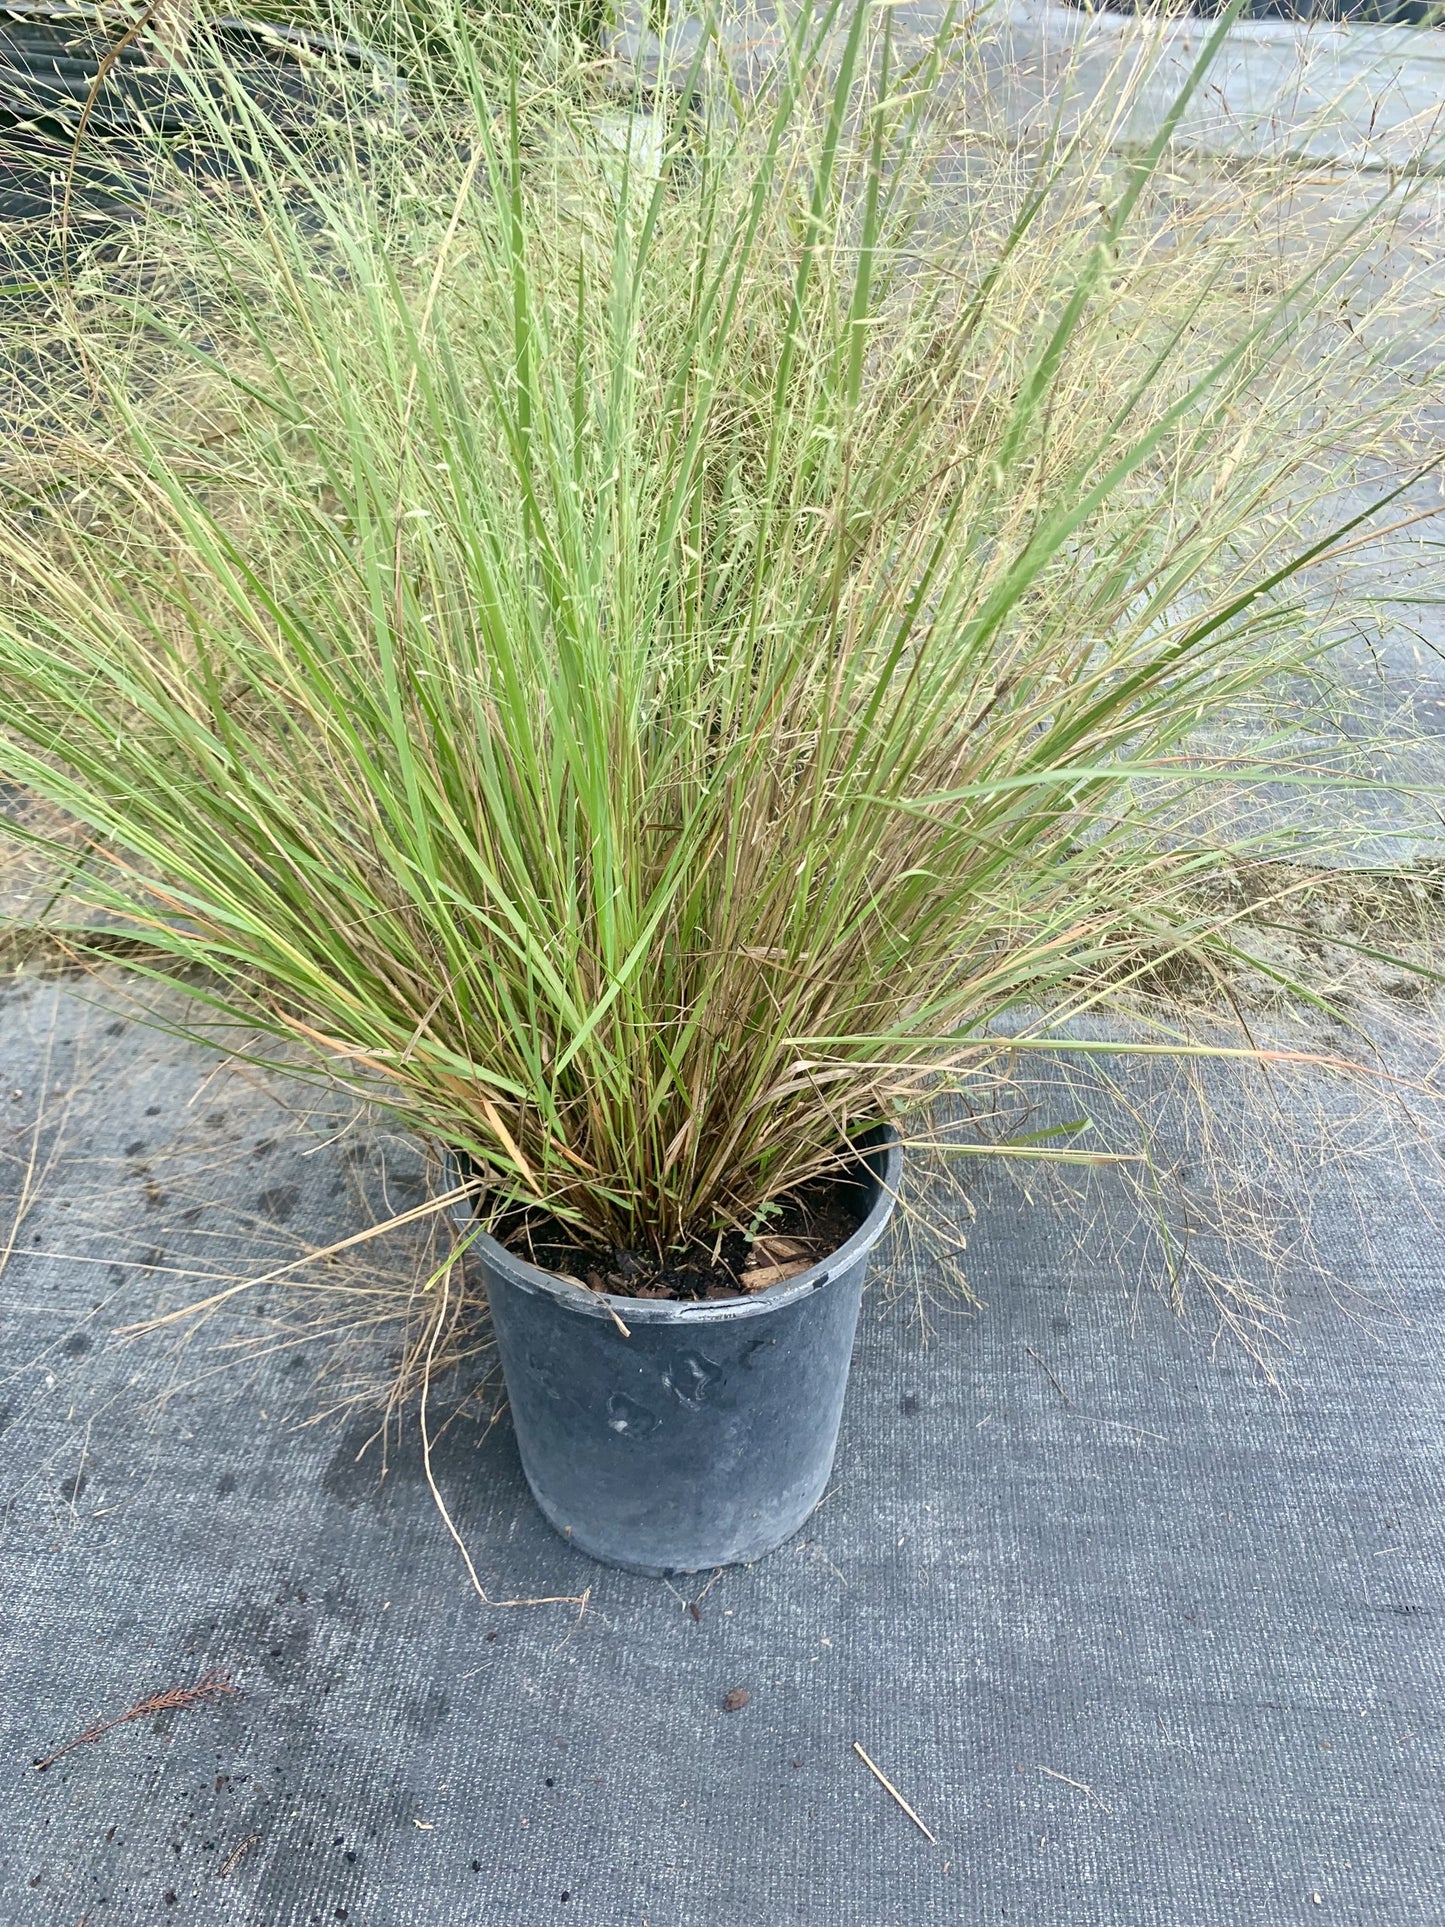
489, 1164, 873, 1302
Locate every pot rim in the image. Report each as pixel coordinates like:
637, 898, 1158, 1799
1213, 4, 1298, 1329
443, 1122, 901, 1327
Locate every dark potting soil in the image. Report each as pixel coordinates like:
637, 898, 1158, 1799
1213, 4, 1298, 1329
491, 1163, 872, 1303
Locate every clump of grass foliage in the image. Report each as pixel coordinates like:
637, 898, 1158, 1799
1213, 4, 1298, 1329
0, 0, 1440, 1259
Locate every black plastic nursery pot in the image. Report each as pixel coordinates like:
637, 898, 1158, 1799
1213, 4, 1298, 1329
450, 1125, 902, 1577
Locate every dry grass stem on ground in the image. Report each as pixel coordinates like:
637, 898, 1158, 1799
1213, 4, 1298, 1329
31, 1667, 237, 1772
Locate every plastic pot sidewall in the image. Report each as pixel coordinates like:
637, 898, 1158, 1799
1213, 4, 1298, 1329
451, 1126, 901, 1576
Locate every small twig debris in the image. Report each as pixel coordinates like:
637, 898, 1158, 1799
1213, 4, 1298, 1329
1025, 1346, 1071, 1406
33, 1668, 237, 1772
1037, 1764, 1112, 1813
852, 1741, 939, 1843
216, 1832, 260, 1879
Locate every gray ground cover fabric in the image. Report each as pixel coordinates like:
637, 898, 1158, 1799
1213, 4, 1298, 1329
1, 974, 1442, 1926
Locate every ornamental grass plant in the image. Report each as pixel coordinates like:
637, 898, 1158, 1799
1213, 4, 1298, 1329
0, 0, 1441, 1278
